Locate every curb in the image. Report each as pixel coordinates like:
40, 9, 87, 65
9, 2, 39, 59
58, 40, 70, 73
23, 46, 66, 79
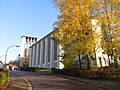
10, 73, 33, 90
21, 77, 32, 90
50, 74, 106, 90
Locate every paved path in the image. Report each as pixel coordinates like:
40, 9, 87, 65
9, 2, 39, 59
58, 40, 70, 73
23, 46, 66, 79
6, 71, 120, 90
24, 74, 102, 90
6, 72, 32, 90
57, 74, 120, 90
6, 76, 27, 90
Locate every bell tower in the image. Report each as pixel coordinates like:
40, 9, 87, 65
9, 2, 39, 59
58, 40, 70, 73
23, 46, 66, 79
21, 36, 37, 57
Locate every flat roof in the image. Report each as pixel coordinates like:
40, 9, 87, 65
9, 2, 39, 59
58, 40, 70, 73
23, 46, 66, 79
21, 35, 37, 39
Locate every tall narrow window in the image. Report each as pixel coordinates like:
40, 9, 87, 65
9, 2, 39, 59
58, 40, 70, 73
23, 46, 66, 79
43, 40, 45, 63
38, 43, 41, 65
30, 48, 33, 66
48, 38, 51, 62
54, 41, 57, 60
34, 45, 37, 66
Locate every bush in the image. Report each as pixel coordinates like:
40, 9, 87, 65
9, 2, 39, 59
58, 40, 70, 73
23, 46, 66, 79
20, 67, 38, 71
51, 68, 98, 78
96, 66, 120, 79
51, 66, 120, 80
78, 70, 97, 78
0, 69, 10, 89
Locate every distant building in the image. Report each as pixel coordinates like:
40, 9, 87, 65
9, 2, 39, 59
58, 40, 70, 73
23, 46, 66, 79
2, 64, 9, 69
8, 64, 18, 70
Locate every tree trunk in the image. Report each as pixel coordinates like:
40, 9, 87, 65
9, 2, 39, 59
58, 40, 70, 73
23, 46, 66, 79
86, 55, 90, 70
78, 53, 81, 69
107, 53, 111, 66
94, 51, 97, 67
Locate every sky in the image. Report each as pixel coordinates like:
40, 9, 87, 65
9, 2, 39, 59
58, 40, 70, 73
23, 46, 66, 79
0, 0, 59, 63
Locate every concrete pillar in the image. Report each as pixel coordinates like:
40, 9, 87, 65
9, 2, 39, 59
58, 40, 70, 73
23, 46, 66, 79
31, 47, 34, 67
29, 48, 32, 67
32, 46, 35, 67
50, 36, 54, 68
37, 42, 41, 67
40, 41, 43, 67
44, 38, 48, 68
56, 45, 59, 69
35, 43, 39, 67
34, 45, 37, 67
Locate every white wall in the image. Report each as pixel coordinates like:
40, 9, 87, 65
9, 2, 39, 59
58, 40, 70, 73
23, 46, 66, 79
29, 32, 64, 69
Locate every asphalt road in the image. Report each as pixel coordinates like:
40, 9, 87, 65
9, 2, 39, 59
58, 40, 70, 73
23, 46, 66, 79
10, 71, 105, 90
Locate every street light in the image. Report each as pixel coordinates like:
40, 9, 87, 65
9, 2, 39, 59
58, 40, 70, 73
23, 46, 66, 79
4, 45, 20, 64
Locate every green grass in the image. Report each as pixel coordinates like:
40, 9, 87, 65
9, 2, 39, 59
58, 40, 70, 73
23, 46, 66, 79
36, 69, 52, 74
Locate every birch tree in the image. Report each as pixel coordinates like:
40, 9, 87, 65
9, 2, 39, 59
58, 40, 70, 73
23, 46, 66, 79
94, 0, 120, 64
53, 0, 98, 70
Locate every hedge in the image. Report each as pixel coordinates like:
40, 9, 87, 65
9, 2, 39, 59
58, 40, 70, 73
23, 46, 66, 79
20, 67, 38, 71
51, 67, 120, 80
0, 69, 10, 89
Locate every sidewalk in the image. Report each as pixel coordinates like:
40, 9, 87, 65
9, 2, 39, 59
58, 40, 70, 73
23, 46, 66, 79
5, 75, 32, 90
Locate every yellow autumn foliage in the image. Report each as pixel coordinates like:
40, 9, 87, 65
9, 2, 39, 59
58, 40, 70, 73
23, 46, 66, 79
53, 0, 120, 69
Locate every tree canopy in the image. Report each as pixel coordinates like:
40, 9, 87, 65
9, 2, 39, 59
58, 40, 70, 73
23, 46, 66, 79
53, 0, 120, 69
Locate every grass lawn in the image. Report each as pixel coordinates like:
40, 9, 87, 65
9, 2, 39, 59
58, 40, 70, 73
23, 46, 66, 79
36, 69, 52, 74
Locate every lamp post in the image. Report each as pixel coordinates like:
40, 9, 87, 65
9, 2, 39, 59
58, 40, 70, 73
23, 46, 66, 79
4, 45, 20, 64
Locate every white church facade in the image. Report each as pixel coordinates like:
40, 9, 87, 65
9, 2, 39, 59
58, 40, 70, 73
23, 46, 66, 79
28, 19, 111, 69
28, 32, 64, 69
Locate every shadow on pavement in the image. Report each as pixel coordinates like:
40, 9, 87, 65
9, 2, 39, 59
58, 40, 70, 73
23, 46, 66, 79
6, 75, 27, 90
